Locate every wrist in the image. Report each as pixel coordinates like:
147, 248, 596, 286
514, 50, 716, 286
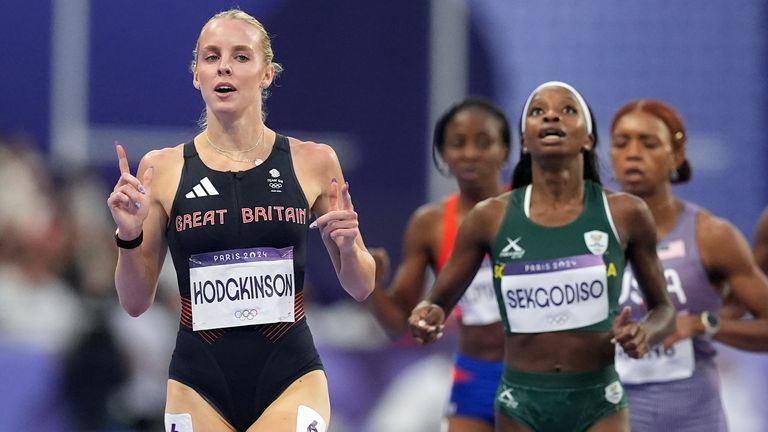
115, 228, 143, 249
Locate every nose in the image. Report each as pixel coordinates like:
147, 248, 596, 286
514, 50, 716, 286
543, 108, 560, 123
218, 61, 232, 76
618, 140, 643, 160
461, 142, 481, 159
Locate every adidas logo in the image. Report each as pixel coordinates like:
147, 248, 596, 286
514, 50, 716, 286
185, 177, 219, 199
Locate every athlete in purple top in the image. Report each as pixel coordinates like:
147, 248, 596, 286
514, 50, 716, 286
610, 99, 768, 431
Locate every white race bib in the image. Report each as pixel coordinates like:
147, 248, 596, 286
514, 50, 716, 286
457, 260, 501, 325
500, 254, 608, 333
189, 247, 295, 331
615, 338, 695, 384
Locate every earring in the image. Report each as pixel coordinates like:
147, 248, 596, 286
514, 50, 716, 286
668, 170, 679, 182
522, 147, 528, 154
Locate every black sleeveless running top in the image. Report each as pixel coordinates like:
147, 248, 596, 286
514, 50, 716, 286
166, 134, 310, 337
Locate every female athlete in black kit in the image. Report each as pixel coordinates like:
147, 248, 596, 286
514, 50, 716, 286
107, 9, 374, 432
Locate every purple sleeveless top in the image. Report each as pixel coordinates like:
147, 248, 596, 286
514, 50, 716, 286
618, 201, 727, 431
619, 201, 723, 359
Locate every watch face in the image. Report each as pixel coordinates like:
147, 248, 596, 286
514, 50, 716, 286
706, 313, 720, 327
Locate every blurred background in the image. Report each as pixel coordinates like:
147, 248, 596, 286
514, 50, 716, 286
0, 0, 766, 431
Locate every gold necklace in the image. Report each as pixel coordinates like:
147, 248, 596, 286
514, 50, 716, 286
206, 126, 266, 165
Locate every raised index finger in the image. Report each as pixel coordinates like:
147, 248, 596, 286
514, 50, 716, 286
115, 142, 131, 175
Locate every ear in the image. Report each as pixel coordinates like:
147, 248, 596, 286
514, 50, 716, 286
193, 70, 201, 90
260, 63, 276, 89
582, 134, 595, 152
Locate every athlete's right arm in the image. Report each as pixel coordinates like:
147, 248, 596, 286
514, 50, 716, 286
364, 207, 435, 338
108, 144, 169, 317
409, 199, 500, 344
610, 193, 675, 357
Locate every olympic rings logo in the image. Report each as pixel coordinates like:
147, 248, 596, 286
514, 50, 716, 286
235, 309, 258, 320
547, 315, 568, 325
269, 183, 282, 189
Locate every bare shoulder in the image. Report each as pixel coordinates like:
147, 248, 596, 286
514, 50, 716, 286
410, 201, 444, 227
605, 189, 649, 219
696, 208, 741, 246
138, 143, 185, 209
475, 191, 511, 215
464, 191, 510, 237
289, 137, 339, 174
287, 136, 342, 211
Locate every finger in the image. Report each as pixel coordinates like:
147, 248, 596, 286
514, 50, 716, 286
115, 172, 142, 192
662, 333, 680, 350
614, 306, 632, 327
108, 191, 132, 209
328, 177, 339, 211
116, 142, 131, 175
341, 181, 354, 211
611, 325, 635, 344
117, 184, 144, 209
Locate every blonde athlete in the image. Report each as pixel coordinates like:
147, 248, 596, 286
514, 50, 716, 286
107, 9, 374, 432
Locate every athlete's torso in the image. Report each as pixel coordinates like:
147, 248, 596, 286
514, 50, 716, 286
492, 181, 625, 335
617, 201, 722, 385
167, 135, 310, 335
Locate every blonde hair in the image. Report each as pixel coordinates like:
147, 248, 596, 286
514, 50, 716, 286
191, 9, 281, 71
191, 9, 283, 128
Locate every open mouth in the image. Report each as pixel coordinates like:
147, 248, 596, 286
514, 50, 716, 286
215, 85, 237, 93
622, 168, 645, 181
538, 128, 565, 138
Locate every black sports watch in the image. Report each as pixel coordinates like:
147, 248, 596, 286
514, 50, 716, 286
701, 311, 721, 338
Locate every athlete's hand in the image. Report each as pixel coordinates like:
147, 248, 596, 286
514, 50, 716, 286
107, 143, 153, 239
408, 301, 445, 344
612, 306, 650, 358
313, 179, 360, 253
662, 312, 700, 350
369, 248, 391, 289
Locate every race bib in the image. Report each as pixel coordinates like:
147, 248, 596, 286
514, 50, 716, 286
189, 247, 295, 331
615, 338, 695, 384
457, 261, 501, 325
500, 254, 608, 333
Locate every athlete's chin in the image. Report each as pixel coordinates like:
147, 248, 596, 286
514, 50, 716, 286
619, 183, 652, 197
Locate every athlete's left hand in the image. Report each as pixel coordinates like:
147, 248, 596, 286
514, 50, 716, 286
313, 179, 360, 253
661, 313, 701, 349
612, 306, 650, 358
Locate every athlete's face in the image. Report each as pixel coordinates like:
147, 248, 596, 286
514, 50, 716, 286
193, 18, 274, 118
440, 107, 508, 183
522, 86, 593, 158
610, 110, 681, 196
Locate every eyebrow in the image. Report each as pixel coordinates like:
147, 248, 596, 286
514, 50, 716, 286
200, 44, 255, 53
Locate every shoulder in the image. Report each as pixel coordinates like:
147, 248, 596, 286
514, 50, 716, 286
604, 188, 650, 220
288, 137, 339, 170
465, 192, 510, 232
405, 201, 448, 235
138, 143, 185, 204
696, 208, 741, 247
140, 143, 185, 171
